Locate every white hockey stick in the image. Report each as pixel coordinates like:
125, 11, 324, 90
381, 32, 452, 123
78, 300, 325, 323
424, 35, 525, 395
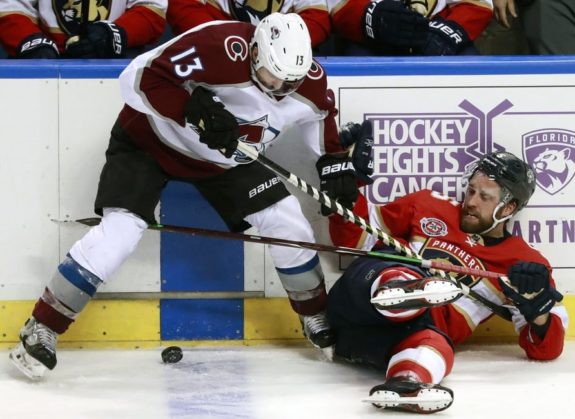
235, 142, 514, 320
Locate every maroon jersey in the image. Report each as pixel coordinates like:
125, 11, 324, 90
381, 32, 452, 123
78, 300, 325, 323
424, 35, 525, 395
118, 20, 343, 179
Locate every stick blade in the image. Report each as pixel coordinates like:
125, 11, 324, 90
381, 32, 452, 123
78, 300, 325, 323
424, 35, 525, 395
75, 218, 102, 227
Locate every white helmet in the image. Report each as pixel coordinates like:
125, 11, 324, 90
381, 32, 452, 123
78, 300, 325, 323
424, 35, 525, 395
250, 13, 312, 95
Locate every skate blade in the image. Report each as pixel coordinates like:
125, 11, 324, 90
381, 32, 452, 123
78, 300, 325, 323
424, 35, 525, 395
321, 345, 334, 362
371, 282, 461, 308
362, 388, 453, 413
9, 344, 47, 380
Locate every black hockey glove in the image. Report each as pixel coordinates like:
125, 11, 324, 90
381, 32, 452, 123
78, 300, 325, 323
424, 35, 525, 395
316, 153, 359, 216
64, 22, 127, 58
499, 262, 563, 322
185, 86, 240, 158
16, 33, 59, 59
421, 17, 470, 56
339, 120, 374, 184
363, 0, 429, 48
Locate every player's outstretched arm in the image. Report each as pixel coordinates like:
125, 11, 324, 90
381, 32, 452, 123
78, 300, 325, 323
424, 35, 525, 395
500, 261, 568, 360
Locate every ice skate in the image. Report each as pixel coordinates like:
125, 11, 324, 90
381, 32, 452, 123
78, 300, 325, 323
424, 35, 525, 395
363, 377, 454, 414
371, 276, 462, 310
299, 311, 336, 349
9, 317, 58, 380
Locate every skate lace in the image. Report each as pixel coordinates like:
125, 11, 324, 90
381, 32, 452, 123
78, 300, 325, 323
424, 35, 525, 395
34, 324, 57, 351
303, 313, 329, 334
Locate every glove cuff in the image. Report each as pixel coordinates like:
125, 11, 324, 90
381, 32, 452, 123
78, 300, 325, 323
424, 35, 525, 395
94, 21, 127, 58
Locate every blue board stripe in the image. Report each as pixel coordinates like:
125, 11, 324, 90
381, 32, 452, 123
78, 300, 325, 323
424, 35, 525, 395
1, 56, 575, 79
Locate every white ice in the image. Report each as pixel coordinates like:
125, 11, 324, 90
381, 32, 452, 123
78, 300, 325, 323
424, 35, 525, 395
1, 342, 575, 419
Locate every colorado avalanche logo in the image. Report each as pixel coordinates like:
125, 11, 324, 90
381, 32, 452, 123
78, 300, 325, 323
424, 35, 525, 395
233, 115, 278, 163
420, 217, 448, 237
307, 62, 324, 80
523, 128, 575, 195
224, 36, 249, 62
54, 0, 111, 35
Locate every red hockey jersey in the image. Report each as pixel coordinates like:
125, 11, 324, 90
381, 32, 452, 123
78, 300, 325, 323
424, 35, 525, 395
167, 0, 331, 48
0, 0, 166, 56
330, 189, 568, 360
118, 20, 343, 179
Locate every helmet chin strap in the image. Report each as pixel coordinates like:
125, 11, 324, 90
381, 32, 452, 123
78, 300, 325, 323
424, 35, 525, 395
479, 201, 513, 236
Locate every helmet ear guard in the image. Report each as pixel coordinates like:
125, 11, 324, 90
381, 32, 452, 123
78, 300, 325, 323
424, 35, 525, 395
250, 13, 313, 96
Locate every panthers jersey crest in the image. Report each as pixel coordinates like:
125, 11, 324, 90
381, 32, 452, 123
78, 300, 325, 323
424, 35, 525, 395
53, 0, 111, 35
405, 0, 437, 17
229, 0, 285, 24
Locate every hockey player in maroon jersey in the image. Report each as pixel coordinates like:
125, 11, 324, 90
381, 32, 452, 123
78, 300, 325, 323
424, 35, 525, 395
167, 0, 331, 48
328, 0, 493, 55
9, 13, 368, 380
0, 0, 166, 58
325, 151, 568, 413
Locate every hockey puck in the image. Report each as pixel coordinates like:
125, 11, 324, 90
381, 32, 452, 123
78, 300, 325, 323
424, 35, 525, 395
161, 346, 183, 364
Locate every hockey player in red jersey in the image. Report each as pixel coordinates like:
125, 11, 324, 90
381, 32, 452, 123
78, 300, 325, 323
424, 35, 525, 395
328, 0, 493, 55
9, 13, 366, 380
325, 151, 568, 413
167, 0, 331, 48
0, 0, 166, 58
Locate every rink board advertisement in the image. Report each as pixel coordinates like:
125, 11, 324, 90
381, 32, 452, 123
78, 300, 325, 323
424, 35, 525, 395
0, 58, 573, 346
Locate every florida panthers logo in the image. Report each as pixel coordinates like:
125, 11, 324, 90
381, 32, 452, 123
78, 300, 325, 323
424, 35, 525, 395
229, 0, 285, 25
54, 0, 110, 35
420, 217, 448, 237
523, 129, 575, 195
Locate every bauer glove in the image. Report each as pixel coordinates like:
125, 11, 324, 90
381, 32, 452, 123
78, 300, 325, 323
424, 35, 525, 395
339, 120, 374, 184
17, 33, 59, 58
363, 0, 429, 48
499, 262, 563, 322
185, 86, 240, 158
64, 22, 127, 58
316, 153, 359, 216
421, 18, 471, 56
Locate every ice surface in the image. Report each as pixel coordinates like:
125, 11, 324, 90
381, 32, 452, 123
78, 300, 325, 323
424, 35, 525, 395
1, 342, 574, 419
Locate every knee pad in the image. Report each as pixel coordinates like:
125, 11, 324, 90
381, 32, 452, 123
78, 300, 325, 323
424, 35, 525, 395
69, 208, 148, 281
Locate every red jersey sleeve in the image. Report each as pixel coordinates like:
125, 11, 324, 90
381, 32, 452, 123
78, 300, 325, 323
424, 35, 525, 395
518, 314, 565, 360
167, 0, 230, 36
0, 13, 42, 56
298, 7, 331, 47
114, 5, 167, 48
436, 2, 493, 41
330, 0, 369, 43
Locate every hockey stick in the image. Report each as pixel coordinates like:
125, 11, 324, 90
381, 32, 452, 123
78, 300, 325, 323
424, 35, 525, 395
235, 142, 514, 320
65, 217, 509, 281
81, 0, 90, 36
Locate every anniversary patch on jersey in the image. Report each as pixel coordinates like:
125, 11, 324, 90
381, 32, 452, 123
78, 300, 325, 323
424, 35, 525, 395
420, 217, 448, 237
55, 0, 111, 35
224, 36, 249, 62
421, 238, 487, 286
229, 0, 285, 23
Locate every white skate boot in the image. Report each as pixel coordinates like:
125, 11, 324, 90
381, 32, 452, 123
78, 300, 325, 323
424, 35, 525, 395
363, 376, 454, 413
9, 317, 58, 380
371, 276, 462, 310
